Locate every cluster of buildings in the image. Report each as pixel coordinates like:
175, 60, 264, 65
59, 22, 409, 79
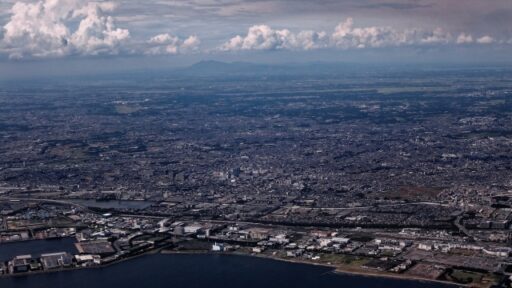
0, 69, 512, 286
1, 74, 512, 213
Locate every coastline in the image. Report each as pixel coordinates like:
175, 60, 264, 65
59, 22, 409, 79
160, 250, 463, 287
0, 245, 162, 279
0, 243, 462, 287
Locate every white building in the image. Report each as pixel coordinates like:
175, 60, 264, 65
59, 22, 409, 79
212, 243, 224, 252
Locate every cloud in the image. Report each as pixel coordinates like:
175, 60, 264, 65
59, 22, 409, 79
1, 1, 510, 60
220, 25, 328, 51
294, 30, 329, 50
330, 18, 407, 48
332, 19, 454, 48
181, 35, 201, 51
456, 33, 473, 44
221, 25, 295, 51
145, 33, 200, 55
476, 35, 494, 44
221, 18, 460, 51
417, 27, 452, 44
1, 0, 129, 59
70, 2, 130, 55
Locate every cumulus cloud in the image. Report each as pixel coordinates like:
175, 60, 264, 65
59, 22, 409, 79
145, 33, 200, 55
220, 18, 508, 52
220, 25, 294, 51
476, 35, 494, 44
326, 18, 452, 48
69, 2, 130, 55
220, 25, 328, 51
417, 27, 452, 44
1, 2, 509, 60
456, 33, 474, 44
1, 0, 129, 59
294, 30, 329, 50
330, 18, 405, 48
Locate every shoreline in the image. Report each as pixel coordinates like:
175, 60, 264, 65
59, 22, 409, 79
161, 250, 463, 287
0, 245, 162, 279
0, 245, 463, 287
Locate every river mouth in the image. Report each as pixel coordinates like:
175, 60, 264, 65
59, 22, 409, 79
0, 253, 457, 288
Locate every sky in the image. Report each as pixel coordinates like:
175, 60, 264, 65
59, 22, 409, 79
1, 0, 512, 78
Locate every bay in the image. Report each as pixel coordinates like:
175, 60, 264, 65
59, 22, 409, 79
0, 253, 458, 288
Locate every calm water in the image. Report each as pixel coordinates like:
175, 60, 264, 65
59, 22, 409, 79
70, 199, 153, 209
0, 253, 458, 288
0, 238, 76, 262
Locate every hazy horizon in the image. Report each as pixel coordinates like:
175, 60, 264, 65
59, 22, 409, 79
1, 0, 511, 79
